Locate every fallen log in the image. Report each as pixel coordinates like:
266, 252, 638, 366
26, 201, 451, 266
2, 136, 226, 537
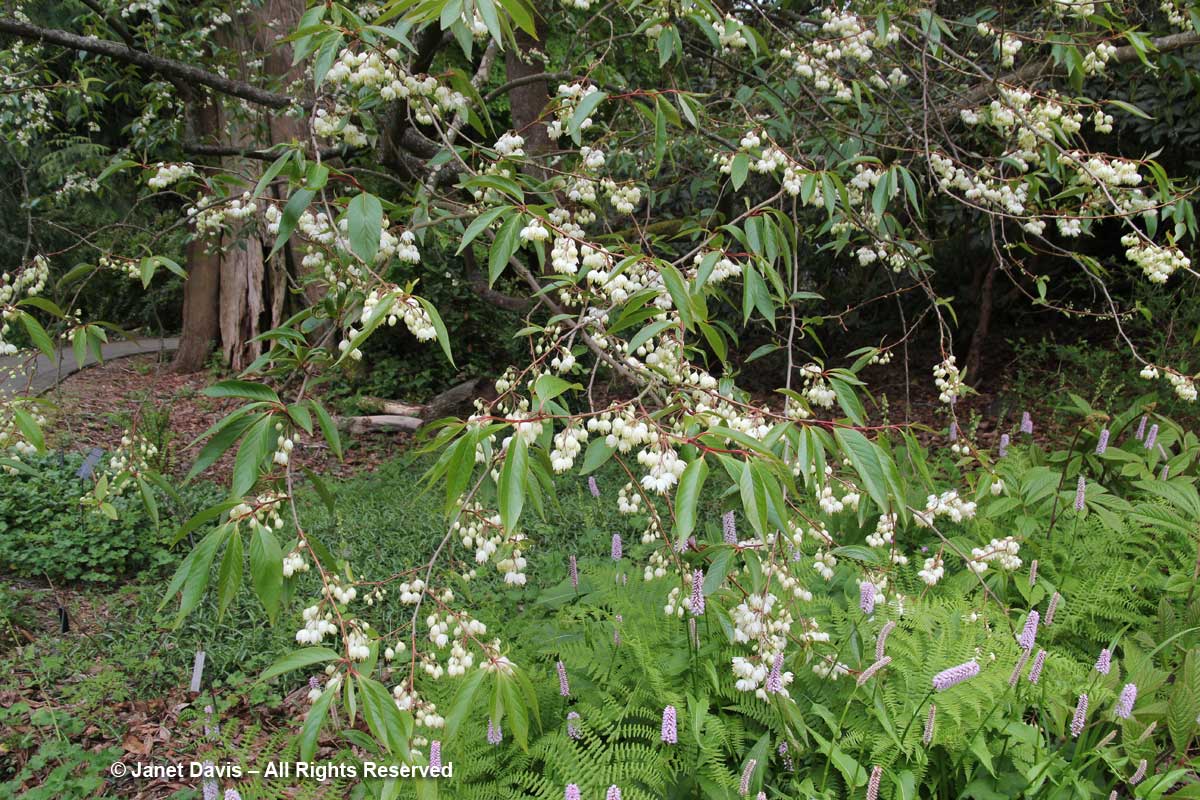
335, 377, 492, 435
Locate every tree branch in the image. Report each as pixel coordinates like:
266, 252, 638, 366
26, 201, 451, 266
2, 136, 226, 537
0, 17, 305, 110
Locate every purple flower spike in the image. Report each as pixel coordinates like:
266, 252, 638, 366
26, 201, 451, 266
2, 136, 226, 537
860, 582, 876, 616
661, 705, 678, 744
691, 570, 706, 616
1017, 610, 1040, 651
487, 719, 502, 745
857, 656, 891, 687
1070, 693, 1089, 738
566, 785, 582, 800
766, 652, 786, 693
1045, 592, 1061, 626
923, 704, 936, 745
949, 421, 958, 442
1136, 415, 1147, 440
1021, 411, 1034, 435
1115, 683, 1137, 719
778, 740, 794, 770
430, 740, 441, 769
1028, 649, 1048, 684
1074, 476, 1086, 511
723, 510, 737, 544
611, 533, 622, 560
1029, 559, 1038, 587
557, 660, 570, 697
999, 433, 1010, 457
739, 759, 757, 796
202, 779, 218, 800
1161, 465, 1170, 480
224, 791, 242, 800
932, 660, 980, 691
588, 476, 600, 498
1095, 648, 1112, 675
569, 555, 579, 589
1008, 648, 1031, 687
606, 785, 622, 800
1145, 424, 1159, 449
866, 765, 883, 800
1096, 428, 1110, 454
1131, 759, 1148, 785
567, 711, 581, 740
875, 620, 896, 660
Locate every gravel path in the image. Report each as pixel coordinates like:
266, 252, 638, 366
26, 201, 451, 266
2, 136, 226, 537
0, 337, 179, 398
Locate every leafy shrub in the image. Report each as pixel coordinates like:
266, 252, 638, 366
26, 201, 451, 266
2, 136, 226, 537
0, 453, 173, 582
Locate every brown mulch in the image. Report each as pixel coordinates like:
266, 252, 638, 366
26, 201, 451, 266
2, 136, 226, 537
41, 353, 406, 485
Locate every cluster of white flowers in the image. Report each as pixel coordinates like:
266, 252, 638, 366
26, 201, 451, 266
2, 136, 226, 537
323, 46, 466, 131
1121, 234, 1190, 284
494, 132, 525, 158
967, 537, 1022, 573
1167, 372, 1198, 402
546, 83, 601, 141
102, 432, 159, 490
282, 549, 309, 577
714, 15, 749, 51
779, 8, 897, 101
616, 481, 642, 514
912, 489, 978, 528
800, 363, 836, 409
1, 255, 50, 353
932, 357, 965, 405
637, 447, 687, 494
297, 604, 339, 644
188, 192, 257, 236
918, 553, 945, 586
550, 426, 588, 472
1081, 41, 1118, 75
977, 23, 1023, 68
147, 162, 197, 189
813, 549, 837, 580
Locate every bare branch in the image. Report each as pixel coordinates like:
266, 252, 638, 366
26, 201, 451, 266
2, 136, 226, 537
0, 17, 305, 110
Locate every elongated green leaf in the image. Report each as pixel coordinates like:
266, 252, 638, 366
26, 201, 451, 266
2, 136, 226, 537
309, 399, 343, 461
458, 205, 511, 255
204, 380, 280, 403
347, 192, 384, 264
300, 682, 337, 761
17, 312, 57, 360
260, 647, 338, 686
673, 456, 709, 542
498, 435, 528, 533
216, 530, 244, 619
250, 526, 283, 623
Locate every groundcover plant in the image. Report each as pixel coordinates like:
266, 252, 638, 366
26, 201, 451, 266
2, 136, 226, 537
2, 0, 1200, 797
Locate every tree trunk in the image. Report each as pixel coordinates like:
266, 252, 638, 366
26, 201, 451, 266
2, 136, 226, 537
505, 13, 550, 160
173, 98, 223, 372
965, 260, 997, 383
172, 0, 306, 372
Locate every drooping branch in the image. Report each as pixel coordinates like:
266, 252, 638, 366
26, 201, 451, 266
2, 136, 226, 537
0, 17, 304, 110
953, 30, 1200, 111
182, 143, 351, 161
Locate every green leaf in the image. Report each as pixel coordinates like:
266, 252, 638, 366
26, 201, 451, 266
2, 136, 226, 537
498, 435, 528, 533
270, 188, 315, 260
730, 153, 750, 190
232, 416, 272, 498
216, 530, 244, 619
17, 312, 57, 360
659, 263, 694, 329
673, 456, 709, 543
458, 205, 511, 255
833, 428, 892, 513
250, 526, 283, 623
172, 526, 224, 626
12, 408, 45, 453
580, 437, 615, 475
299, 682, 336, 761
830, 377, 866, 426
533, 374, 578, 409
359, 675, 413, 758
347, 192, 384, 264
203, 380, 281, 403
569, 91, 607, 144
309, 399, 343, 461
416, 297, 455, 366
488, 214, 523, 285
445, 668, 488, 736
